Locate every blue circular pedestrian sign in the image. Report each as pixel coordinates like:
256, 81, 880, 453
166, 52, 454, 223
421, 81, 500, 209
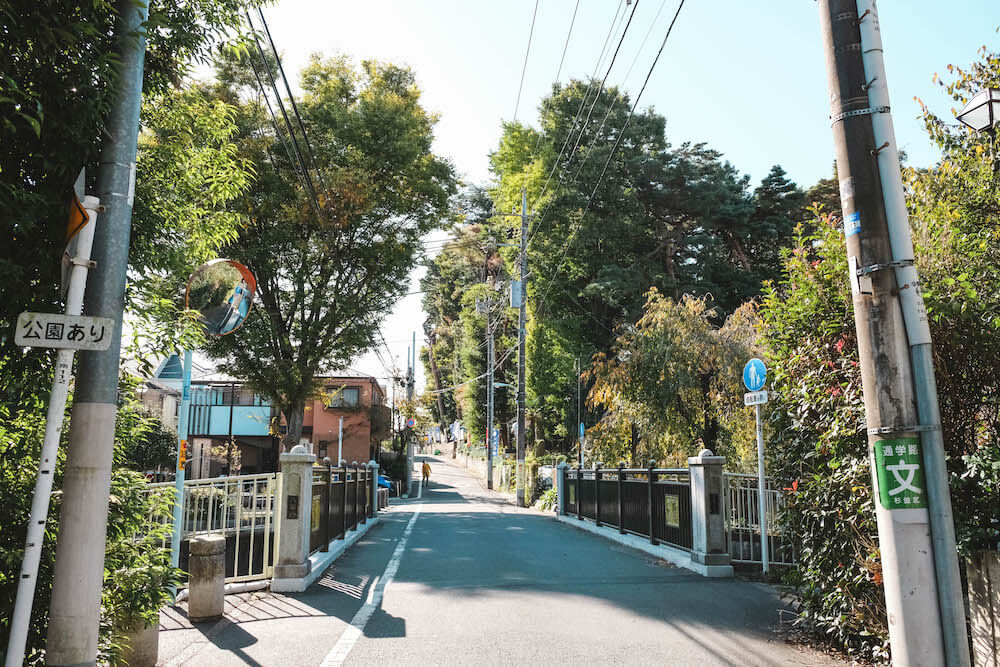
743, 358, 767, 392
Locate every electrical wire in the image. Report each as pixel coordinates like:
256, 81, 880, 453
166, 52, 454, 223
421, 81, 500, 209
533, 0, 687, 323
256, 8, 335, 219
521, 0, 582, 194
525, 0, 626, 233
512, 0, 541, 124
424, 346, 516, 395
526, 0, 642, 249
245, 11, 326, 227
563, 0, 641, 173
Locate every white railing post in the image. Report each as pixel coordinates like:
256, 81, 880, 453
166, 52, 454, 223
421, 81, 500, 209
687, 449, 732, 577
271, 445, 316, 592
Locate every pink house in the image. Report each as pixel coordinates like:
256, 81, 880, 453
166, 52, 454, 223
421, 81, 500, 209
301, 375, 390, 464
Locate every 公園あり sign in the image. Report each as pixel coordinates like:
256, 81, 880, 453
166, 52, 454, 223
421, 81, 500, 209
15, 312, 113, 351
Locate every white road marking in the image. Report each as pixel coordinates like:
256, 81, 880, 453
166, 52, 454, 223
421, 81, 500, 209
320, 505, 422, 667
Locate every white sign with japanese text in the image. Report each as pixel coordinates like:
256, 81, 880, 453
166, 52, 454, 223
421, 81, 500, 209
15, 312, 113, 351
744, 390, 768, 406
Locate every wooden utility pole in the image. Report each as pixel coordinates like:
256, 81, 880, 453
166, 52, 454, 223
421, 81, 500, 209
818, 2, 967, 664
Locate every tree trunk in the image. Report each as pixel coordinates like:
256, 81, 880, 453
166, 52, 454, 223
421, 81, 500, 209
700, 373, 719, 453
427, 336, 448, 437
282, 399, 306, 452
724, 230, 752, 272
630, 422, 639, 466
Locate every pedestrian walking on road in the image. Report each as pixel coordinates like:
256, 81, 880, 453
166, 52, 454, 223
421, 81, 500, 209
422, 461, 431, 484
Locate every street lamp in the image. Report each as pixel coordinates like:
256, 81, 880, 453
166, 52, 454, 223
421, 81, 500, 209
955, 87, 1000, 131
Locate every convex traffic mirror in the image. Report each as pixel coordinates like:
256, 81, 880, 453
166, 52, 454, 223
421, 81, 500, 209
185, 259, 257, 336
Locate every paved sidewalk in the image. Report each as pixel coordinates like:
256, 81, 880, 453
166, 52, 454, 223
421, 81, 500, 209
158, 455, 844, 666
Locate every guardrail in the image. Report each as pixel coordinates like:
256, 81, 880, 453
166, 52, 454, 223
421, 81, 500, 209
564, 465, 693, 551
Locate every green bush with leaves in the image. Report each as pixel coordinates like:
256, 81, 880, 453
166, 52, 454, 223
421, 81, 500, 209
757, 211, 886, 661
760, 205, 1000, 661
0, 380, 183, 665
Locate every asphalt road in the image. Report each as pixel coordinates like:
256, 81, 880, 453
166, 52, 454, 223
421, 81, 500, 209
160, 455, 842, 666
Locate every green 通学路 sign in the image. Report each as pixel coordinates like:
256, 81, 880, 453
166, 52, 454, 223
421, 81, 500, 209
873, 437, 928, 510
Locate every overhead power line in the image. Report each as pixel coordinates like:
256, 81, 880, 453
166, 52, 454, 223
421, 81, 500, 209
245, 12, 325, 226
522, 0, 582, 191
526, 0, 626, 229
533, 0, 688, 322
425, 346, 516, 395
512, 0, 541, 124
526, 0, 640, 247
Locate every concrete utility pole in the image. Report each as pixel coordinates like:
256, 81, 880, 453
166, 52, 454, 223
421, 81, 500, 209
46, 1, 149, 663
576, 356, 583, 468
516, 188, 528, 507
486, 327, 494, 489
818, 2, 968, 664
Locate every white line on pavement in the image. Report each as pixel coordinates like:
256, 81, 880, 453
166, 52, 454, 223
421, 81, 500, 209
320, 504, 422, 667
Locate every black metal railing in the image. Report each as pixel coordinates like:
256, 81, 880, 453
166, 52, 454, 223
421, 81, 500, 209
563, 464, 692, 551
310, 464, 375, 554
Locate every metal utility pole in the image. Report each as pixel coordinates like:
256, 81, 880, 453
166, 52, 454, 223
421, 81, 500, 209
516, 188, 528, 507
46, 0, 149, 662
226, 381, 236, 474
819, 2, 967, 664
486, 328, 494, 489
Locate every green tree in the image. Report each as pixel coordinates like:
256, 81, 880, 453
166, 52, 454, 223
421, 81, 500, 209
486, 79, 800, 451
1, 0, 254, 404
586, 290, 755, 467
419, 205, 518, 447
206, 54, 457, 449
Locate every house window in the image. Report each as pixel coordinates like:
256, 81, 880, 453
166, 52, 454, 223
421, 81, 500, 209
326, 386, 360, 408
318, 441, 329, 459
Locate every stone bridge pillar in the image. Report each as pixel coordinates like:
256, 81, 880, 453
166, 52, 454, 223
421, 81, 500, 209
272, 445, 316, 592
688, 449, 733, 577
556, 462, 568, 515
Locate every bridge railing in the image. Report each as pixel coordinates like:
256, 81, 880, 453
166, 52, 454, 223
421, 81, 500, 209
141, 472, 281, 583
564, 465, 693, 551
309, 463, 372, 555
723, 472, 795, 565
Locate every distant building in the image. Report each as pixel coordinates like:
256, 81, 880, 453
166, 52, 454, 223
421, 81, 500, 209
141, 358, 391, 476
295, 375, 391, 464
187, 381, 278, 477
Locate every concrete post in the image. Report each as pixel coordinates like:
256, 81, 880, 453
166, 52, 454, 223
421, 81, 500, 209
688, 449, 733, 577
187, 535, 225, 623
556, 462, 568, 515
272, 445, 315, 590
967, 550, 1000, 667
368, 460, 379, 519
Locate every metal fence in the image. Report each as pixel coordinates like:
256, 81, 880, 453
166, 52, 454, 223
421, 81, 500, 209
310, 464, 374, 555
564, 466, 692, 551
723, 472, 794, 565
143, 472, 282, 583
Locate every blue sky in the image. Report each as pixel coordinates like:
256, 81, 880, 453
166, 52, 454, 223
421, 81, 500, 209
258, 0, 999, 390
